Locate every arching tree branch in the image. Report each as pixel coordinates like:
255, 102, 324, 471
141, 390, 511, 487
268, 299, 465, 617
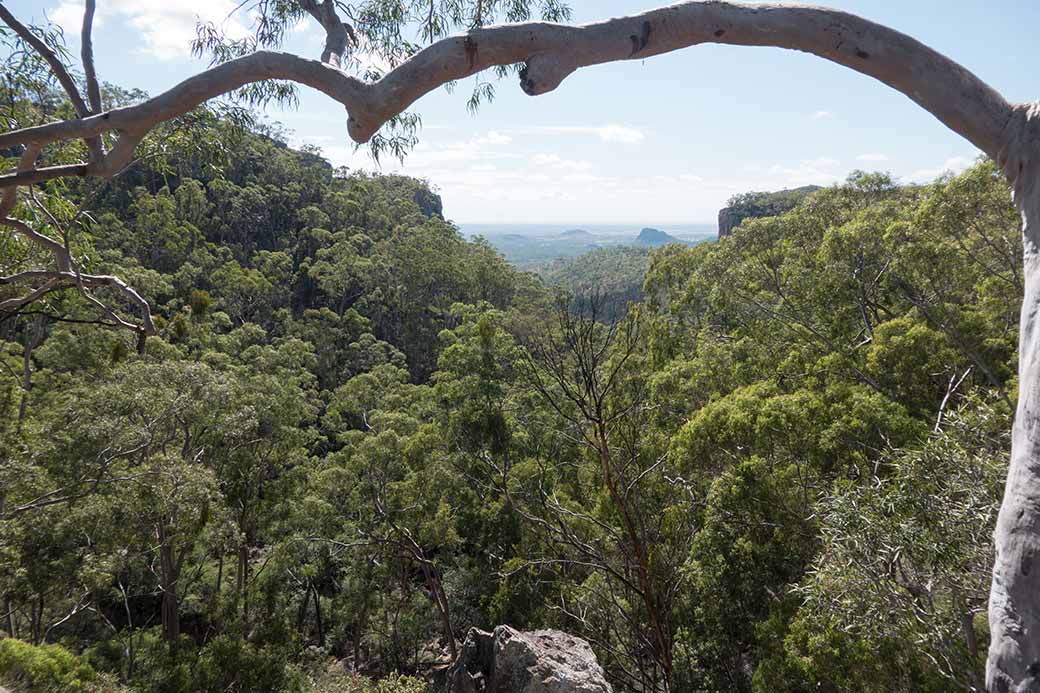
0, 2, 106, 162
0, 1, 1016, 181
1, 163, 89, 187
987, 101, 1040, 693
0, 51, 365, 168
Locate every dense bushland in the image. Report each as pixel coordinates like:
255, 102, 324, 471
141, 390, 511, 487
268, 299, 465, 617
1, 99, 1021, 691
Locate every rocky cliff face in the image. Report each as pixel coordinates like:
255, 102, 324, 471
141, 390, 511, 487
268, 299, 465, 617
717, 185, 821, 238
717, 207, 744, 238
448, 626, 613, 693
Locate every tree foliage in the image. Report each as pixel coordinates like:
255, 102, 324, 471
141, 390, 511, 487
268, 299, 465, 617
0, 71, 1022, 692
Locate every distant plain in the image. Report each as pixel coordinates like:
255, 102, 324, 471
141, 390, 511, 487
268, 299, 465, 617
458, 223, 717, 266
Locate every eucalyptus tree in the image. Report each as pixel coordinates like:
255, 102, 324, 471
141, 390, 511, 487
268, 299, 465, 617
2, 1, 1039, 687
794, 399, 1009, 692
520, 295, 694, 691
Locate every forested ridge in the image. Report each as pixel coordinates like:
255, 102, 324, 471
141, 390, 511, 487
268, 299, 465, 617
539, 246, 652, 317
0, 89, 1023, 690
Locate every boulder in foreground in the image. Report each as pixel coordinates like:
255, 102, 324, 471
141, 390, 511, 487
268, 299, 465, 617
448, 625, 612, 693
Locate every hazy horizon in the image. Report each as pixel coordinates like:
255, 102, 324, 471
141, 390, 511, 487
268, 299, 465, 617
457, 222, 717, 236
457, 222, 718, 266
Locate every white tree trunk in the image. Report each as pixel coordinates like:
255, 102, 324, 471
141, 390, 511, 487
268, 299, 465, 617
990, 102, 1040, 693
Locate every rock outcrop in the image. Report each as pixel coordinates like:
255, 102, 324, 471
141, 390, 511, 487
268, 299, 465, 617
717, 206, 745, 239
717, 185, 821, 238
448, 626, 612, 693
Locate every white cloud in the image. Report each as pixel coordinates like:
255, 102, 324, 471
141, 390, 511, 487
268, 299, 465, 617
908, 155, 978, 183
763, 157, 841, 185
477, 131, 512, 146
803, 156, 839, 168
594, 124, 646, 144
533, 124, 646, 144
287, 16, 317, 36
532, 153, 593, 171
350, 37, 394, 75
714, 156, 841, 191
51, 0, 250, 60
680, 174, 705, 184
50, 2, 94, 33
811, 110, 833, 120
562, 173, 603, 184
404, 132, 519, 168
305, 129, 519, 172
857, 153, 889, 162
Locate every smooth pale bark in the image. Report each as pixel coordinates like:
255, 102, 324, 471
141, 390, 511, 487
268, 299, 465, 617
990, 103, 1040, 693
299, 0, 354, 68
0, 2, 102, 161
0, 3, 1013, 168
80, 0, 102, 115
1, 1, 1039, 687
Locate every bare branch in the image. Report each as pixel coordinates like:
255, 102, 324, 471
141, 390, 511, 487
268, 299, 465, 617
0, 163, 90, 187
0, 143, 42, 218
0, 270, 156, 335
0, 1, 1014, 178
81, 0, 103, 113
1, 217, 71, 271
299, 0, 355, 68
0, 3, 105, 161
0, 3, 89, 117
0, 276, 62, 312
0, 52, 364, 171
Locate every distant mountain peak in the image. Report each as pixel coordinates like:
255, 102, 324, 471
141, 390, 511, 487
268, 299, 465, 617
636, 227, 680, 246
561, 228, 592, 237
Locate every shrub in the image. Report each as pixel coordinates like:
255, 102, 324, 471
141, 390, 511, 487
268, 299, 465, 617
306, 664, 427, 693
0, 639, 97, 692
129, 632, 302, 693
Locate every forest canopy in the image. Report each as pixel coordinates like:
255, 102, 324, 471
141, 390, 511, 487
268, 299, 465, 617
0, 1, 1030, 687
0, 83, 1020, 690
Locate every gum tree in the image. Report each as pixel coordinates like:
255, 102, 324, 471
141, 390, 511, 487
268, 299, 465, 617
0, 1, 1037, 688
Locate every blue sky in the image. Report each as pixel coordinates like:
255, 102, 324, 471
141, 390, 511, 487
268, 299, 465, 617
6, 1, 1039, 224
